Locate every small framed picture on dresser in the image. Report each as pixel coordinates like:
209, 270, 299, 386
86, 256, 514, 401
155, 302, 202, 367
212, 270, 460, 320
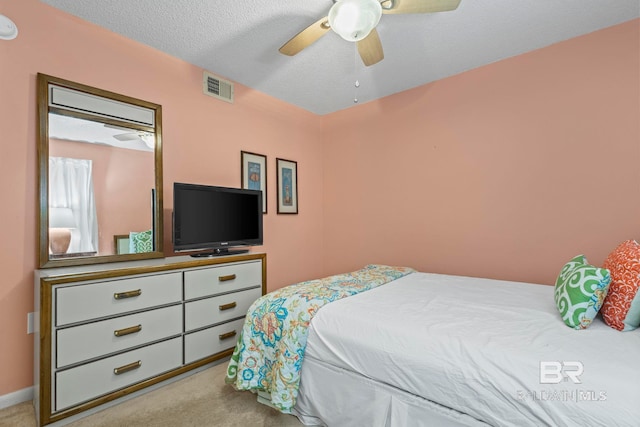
241, 151, 267, 213
276, 158, 298, 214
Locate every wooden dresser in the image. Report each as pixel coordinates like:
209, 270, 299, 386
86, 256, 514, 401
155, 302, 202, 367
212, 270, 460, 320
34, 253, 266, 426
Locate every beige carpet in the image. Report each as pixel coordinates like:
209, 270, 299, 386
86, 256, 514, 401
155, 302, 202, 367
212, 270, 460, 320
0, 362, 303, 427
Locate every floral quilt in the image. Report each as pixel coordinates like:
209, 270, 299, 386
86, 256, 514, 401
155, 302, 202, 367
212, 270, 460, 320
225, 264, 415, 413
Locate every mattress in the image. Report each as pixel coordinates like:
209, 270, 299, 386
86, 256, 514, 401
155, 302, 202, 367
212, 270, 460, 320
300, 272, 640, 426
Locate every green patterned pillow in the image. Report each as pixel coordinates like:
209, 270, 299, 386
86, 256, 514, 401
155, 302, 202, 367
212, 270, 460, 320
129, 230, 153, 253
554, 255, 611, 329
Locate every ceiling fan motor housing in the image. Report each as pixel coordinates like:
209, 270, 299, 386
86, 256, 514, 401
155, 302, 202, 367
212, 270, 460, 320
328, 0, 382, 41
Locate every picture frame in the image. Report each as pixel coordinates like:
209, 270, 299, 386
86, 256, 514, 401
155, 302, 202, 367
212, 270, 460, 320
276, 158, 298, 214
113, 234, 131, 255
241, 151, 267, 213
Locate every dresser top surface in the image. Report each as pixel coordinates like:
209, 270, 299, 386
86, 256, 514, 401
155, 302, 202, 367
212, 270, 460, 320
36, 252, 266, 279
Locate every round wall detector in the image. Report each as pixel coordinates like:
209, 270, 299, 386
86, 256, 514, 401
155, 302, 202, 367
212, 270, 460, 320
0, 14, 18, 40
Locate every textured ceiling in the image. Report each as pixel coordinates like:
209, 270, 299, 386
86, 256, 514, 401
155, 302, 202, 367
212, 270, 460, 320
40, 0, 639, 115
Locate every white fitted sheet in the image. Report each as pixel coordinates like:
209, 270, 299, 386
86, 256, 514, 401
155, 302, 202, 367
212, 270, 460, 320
298, 273, 640, 426
294, 354, 489, 427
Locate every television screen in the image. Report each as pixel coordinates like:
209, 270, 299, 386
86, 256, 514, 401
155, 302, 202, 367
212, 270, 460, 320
173, 183, 262, 256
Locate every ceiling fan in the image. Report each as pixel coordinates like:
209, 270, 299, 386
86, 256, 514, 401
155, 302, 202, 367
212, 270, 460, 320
104, 124, 155, 149
279, 0, 462, 66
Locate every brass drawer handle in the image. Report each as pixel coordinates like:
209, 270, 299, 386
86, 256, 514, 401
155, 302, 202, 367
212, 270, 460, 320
113, 360, 142, 375
218, 274, 236, 282
114, 289, 142, 300
219, 302, 237, 311
219, 330, 237, 340
114, 324, 142, 337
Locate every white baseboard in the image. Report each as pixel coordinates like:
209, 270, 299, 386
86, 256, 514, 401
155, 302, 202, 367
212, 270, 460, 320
0, 386, 33, 410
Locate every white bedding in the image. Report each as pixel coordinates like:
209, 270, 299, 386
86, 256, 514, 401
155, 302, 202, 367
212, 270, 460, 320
298, 272, 640, 426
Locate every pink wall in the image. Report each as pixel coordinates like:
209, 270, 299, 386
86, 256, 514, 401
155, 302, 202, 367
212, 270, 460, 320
0, 0, 637, 401
50, 139, 155, 255
322, 20, 640, 285
0, 0, 324, 396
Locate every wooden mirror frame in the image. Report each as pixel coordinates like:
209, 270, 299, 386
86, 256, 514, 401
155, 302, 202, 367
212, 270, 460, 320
37, 73, 164, 268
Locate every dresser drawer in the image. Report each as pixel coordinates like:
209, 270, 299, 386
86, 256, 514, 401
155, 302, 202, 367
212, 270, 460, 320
184, 318, 245, 364
185, 287, 261, 332
55, 272, 182, 326
55, 337, 182, 411
184, 260, 262, 300
56, 304, 182, 369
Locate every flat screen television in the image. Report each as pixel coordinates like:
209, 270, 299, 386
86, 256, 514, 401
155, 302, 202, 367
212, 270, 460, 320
173, 182, 263, 257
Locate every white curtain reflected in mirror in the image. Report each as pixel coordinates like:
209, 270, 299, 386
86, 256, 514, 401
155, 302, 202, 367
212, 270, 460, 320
49, 157, 98, 256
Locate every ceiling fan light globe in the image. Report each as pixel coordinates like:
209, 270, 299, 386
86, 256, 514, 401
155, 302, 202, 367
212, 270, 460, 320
328, 0, 382, 42
140, 133, 155, 149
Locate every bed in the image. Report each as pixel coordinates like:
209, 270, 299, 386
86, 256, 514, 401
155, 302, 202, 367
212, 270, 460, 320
226, 265, 640, 427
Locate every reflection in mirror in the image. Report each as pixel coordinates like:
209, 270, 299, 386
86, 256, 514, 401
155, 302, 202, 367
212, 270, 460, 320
38, 73, 163, 268
48, 114, 155, 257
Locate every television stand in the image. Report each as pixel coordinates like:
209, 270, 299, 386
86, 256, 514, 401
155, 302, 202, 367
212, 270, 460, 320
190, 248, 249, 258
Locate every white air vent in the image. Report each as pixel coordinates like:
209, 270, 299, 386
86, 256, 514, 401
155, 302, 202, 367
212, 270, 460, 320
203, 71, 234, 103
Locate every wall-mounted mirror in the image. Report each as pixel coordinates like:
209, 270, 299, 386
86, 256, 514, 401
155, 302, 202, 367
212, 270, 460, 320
37, 73, 163, 268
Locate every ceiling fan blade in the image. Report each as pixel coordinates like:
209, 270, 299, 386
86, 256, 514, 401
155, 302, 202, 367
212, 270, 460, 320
357, 29, 384, 66
381, 0, 461, 14
279, 16, 331, 56
113, 133, 140, 141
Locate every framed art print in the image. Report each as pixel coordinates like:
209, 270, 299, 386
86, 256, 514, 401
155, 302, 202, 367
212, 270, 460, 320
241, 151, 267, 213
113, 235, 130, 254
276, 158, 298, 214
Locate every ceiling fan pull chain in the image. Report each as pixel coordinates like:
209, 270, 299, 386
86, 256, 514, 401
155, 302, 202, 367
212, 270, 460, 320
354, 46, 360, 104
354, 79, 360, 104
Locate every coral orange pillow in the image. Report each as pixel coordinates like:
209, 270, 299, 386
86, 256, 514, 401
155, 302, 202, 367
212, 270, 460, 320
601, 240, 640, 331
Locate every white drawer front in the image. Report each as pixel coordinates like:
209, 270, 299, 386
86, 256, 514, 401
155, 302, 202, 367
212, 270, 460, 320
184, 260, 262, 300
184, 318, 245, 364
185, 287, 261, 332
56, 272, 182, 326
55, 337, 182, 411
56, 304, 182, 368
